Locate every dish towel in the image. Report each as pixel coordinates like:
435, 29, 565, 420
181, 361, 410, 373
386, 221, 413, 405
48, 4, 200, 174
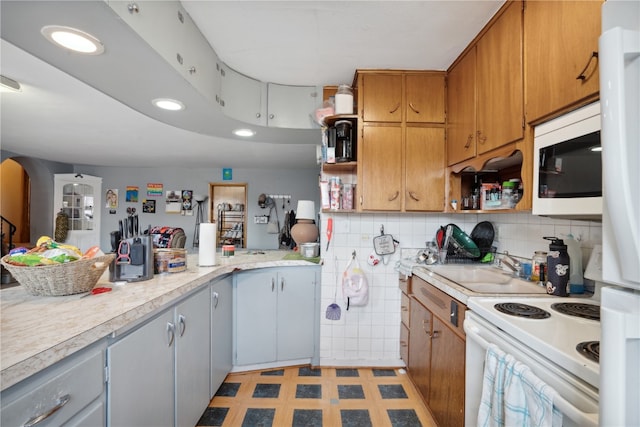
477, 343, 563, 427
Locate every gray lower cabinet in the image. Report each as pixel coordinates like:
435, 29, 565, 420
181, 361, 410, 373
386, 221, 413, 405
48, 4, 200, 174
234, 267, 318, 366
107, 287, 210, 427
210, 274, 233, 397
0, 340, 107, 427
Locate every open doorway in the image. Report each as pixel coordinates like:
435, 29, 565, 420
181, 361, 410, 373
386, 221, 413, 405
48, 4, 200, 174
209, 183, 247, 248
1, 158, 30, 254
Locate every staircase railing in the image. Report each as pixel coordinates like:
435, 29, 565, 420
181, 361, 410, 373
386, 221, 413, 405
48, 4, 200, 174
1, 215, 17, 257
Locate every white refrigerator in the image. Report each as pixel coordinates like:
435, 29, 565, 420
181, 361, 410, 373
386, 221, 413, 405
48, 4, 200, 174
599, 1, 640, 426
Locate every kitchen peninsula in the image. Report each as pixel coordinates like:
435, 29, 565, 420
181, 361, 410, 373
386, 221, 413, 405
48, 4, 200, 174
1, 251, 320, 426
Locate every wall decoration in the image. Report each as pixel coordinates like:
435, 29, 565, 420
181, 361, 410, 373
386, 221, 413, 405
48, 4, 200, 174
126, 186, 139, 202
165, 190, 181, 213
223, 168, 232, 181
147, 183, 163, 197
182, 190, 193, 211
106, 188, 118, 209
142, 199, 156, 213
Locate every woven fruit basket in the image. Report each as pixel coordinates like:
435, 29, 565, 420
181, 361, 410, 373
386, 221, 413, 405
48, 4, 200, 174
1, 254, 115, 296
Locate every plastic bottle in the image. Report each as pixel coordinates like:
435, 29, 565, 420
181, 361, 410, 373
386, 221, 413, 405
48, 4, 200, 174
531, 251, 547, 282
565, 233, 584, 294
544, 237, 570, 297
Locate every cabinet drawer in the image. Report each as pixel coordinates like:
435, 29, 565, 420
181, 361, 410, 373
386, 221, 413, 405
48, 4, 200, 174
400, 323, 409, 365
401, 292, 411, 327
1, 342, 106, 427
412, 277, 466, 338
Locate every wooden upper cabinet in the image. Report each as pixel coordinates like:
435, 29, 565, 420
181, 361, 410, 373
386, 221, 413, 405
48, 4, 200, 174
405, 127, 445, 211
446, 48, 477, 166
361, 74, 403, 122
525, 1, 602, 123
359, 125, 403, 210
446, 0, 523, 166
405, 74, 446, 123
476, 0, 524, 154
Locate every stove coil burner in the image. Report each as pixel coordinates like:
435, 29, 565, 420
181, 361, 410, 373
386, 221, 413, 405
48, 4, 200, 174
576, 341, 599, 363
551, 303, 600, 321
494, 303, 551, 319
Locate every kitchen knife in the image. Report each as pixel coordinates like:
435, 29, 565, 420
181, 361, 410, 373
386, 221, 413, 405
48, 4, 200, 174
119, 220, 124, 240
326, 217, 333, 251
123, 217, 128, 239
128, 216, 134, 237
133, 214, 139, 236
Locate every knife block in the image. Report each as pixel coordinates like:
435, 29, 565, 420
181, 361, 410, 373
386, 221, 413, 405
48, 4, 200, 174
109, 235, 154, 282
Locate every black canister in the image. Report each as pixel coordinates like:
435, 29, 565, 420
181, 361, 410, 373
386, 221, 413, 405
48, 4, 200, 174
334, 120, 352, 162
544, 236, 570, 296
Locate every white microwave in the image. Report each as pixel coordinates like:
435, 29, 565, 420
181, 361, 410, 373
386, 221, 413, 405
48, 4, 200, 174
533, 102, 602, 220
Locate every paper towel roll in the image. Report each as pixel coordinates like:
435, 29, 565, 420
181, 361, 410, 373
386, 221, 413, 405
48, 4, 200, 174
198, 223, 217, 266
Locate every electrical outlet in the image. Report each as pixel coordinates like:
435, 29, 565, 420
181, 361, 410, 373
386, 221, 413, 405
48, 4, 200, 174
254, 215, 269, 224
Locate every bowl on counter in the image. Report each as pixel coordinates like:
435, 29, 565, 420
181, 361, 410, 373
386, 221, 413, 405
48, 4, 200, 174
300, 243, 320, 258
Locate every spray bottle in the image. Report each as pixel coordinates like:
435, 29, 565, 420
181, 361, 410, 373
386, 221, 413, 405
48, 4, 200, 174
544, 237, 569, 297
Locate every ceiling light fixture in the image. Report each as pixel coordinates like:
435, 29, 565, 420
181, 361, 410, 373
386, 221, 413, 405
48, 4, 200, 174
41, 25, 104, 55
0, 75, 21, 92
233, 128, 256, 137
152, 98, 185, 111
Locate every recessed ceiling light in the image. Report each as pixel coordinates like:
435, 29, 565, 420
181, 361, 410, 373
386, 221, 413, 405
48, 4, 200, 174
233, 128, 256, 137
41, 25, 104, 55
152, 98, 185, 111
0, 75, 21, 92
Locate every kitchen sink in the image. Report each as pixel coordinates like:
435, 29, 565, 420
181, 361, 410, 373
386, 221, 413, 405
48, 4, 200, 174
426, 265, 547, 294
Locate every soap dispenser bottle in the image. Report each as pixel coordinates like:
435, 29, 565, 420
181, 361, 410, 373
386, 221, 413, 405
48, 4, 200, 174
544, 236, 570, 296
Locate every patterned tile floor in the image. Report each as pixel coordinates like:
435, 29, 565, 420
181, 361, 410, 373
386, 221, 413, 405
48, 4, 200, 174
197, 365, 437, 427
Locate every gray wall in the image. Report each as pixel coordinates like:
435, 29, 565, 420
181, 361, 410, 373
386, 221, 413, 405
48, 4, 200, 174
79, 165, 320, 252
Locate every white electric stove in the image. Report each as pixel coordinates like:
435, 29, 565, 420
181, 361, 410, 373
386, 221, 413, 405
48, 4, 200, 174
464, 294, 601, 426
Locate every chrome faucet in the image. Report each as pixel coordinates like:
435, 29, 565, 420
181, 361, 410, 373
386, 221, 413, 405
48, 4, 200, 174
500, 251, 522, 277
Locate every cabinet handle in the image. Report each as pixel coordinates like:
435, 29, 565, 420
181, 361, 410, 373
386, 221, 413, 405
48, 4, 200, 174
127, 3, 139, 14
389, 103, 400, 114
408, 102, 420, 114
178, 314, 186, 337
477, 130, 487, 144
212, 291, 219, 309
188, 66, 196, 75
256, 113, 262, 119
400, 340, 408, 347
576, 51, 599, 81
408, 191, 420, 202
271, 278, 275, 292
23, 394, 71, 427
269, 114, 275, 119
281, 277, 285, 291
388, 191, 400, 202
429, 330, 440, 339
465, 134, 473, 149
167, 322, 175, 347
401, 305, 408, 312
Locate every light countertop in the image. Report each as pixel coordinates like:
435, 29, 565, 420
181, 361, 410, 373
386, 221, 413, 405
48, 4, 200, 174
0, 251, 318, 391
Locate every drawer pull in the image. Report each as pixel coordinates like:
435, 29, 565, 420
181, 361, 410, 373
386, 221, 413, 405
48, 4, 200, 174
212, 291, 219, 309
408, 102, 420, 114
389, 103, 400, 114
23, 394, 71, 427
388, 191, 400, 202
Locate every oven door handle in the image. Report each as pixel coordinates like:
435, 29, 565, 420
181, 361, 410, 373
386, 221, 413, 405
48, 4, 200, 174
464, 320, 599, 427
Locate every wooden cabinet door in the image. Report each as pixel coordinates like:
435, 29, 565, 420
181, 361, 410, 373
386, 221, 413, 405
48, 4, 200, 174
405, 127, 445, 211
525, 1, 602, 123
408, 300, 432, 402
359, 125, 403, 210
406, 73, 446, 123
361, 74, 403, 122
429, 317, 466, 427
446, 49, 477, 166
476, 0, 524, 154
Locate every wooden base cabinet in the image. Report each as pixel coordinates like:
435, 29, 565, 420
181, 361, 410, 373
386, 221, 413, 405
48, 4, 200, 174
107, 287, 211, 427
407, 276, 466, 427
234, 267, 319, 366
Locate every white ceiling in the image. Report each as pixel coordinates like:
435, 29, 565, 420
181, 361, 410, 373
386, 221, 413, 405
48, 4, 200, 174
1, 0, 504, 169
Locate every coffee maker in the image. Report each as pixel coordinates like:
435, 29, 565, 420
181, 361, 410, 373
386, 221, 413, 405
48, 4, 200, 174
334, 120, 353, 162
109, 216, 154, 282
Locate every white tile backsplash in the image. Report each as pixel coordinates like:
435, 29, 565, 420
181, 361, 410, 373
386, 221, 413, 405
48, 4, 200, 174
318, 211, 602, 366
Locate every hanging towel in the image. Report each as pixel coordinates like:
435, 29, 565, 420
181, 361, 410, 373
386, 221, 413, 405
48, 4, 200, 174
477, 343, 563, 427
